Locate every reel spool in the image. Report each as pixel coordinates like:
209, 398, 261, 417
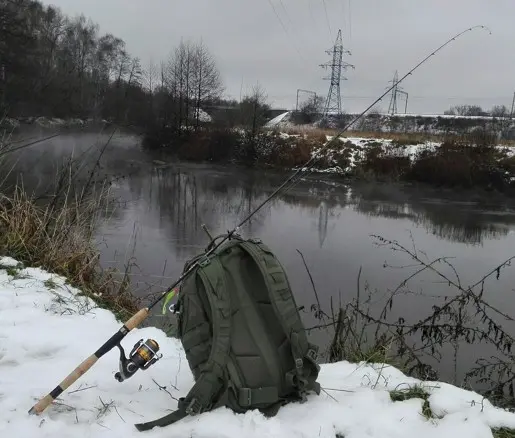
114, 339, 163, 382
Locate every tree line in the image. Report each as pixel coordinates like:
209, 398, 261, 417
444, 104, 512, 118
0, 0, 272, 134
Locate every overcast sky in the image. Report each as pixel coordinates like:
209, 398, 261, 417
42, 0, 514, 114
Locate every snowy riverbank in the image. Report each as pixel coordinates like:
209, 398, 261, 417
1, 257, 515, 437
292, 134, 515, 175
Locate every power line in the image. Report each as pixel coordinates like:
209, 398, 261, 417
306, 0, 317, 29
265, 0, 306, 63
266, 0, 290, 38
278, 0, 295, 29
348, 0, 352, 41
340, 0, 347, 35
321, 0, 333, 40
277, 0, 317, 57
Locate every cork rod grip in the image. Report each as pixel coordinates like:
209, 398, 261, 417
125, 308, 149, 330
28, 355, 98, 415
28, 307, 150, 416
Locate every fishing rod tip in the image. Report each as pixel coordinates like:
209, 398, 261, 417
479, 25, 492, 34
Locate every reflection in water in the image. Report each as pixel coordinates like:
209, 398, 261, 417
104, 164, 515, 276
7, 130, 515, 390
351, 194, 511, 246
119, 166, 273, 260
101, 164, 515, 298
318, 202, 328, 248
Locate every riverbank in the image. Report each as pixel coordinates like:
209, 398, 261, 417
144, 127, 515, 194
2, 258, 515, 438
0, 186, 139, 321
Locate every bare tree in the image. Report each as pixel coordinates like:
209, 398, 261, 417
163, 39, 223, 131
191, 40, 224, 129
294, 94, 324, 124
240, 82, 270, 135
491, 105, 509, 118
444, 104, 487, 117
144, 59, 158, 96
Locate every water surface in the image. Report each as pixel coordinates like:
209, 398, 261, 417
7, 129, 515, 389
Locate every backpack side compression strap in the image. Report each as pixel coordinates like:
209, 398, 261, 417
135, 255, 232, 432
237, 240, 321, 397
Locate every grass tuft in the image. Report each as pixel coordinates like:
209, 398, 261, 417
44, 278, 58, 290
389, 385, 435, 419
492, 428, 515, 438
5, 266, 18, 277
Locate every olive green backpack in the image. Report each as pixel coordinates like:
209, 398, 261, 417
135, 234, 321, 431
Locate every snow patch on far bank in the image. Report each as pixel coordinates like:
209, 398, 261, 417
293, 134, 515, 175
265, 111, 292, 128
1, 258, 515, 437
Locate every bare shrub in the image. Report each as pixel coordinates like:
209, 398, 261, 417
304, 234, 515, 409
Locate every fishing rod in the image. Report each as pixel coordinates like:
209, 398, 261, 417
0, 132, 62, 158
28, 24, 491, 419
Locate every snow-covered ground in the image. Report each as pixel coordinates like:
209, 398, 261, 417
285, 133, 515, 175
2, 257, 515, 437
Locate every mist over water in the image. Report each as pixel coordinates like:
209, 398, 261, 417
7, 128, 515, 388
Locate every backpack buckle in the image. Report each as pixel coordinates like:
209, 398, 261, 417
306, 348, 318, 362
185, 398, 203, 416
239, 388, 252, 407
295, 358, 304, 371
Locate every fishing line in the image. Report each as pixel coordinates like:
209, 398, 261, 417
266, 0, 307, 64
27, 24, 492, 420
0, 132, 62, 158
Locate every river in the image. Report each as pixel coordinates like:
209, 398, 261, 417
6, 128, 515, 392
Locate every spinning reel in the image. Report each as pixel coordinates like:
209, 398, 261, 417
114, 338, 163, 382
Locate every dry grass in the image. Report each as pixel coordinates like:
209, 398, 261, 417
280, 125, 443, 143
0, 158, 140, 321
0, 186, 139, 320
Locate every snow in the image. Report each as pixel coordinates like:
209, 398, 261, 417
392, 113, 508, 120
265, 111, 292, 128
195, 108, 212, 123
290, 134, 515, 175
1, 257, 515, 437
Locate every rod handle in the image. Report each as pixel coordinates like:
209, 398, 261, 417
125, 308, 149, 330
28, 308, 150, 416
28, 354, 99, 415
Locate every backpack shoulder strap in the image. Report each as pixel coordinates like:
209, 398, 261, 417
236, 238, 321, 398
135, 253, 232, 432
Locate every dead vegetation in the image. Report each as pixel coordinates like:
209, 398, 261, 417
0, 129, 140, 321
302, 233, 515, 411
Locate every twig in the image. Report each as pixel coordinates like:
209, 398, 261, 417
296, 248, 327, 322
68, 384, 98, 394
152, 378, 179, 401
321, 388, 338, 402
321, 387, 355, 393
96, 396, 115, 420
113, 405, 126, 423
